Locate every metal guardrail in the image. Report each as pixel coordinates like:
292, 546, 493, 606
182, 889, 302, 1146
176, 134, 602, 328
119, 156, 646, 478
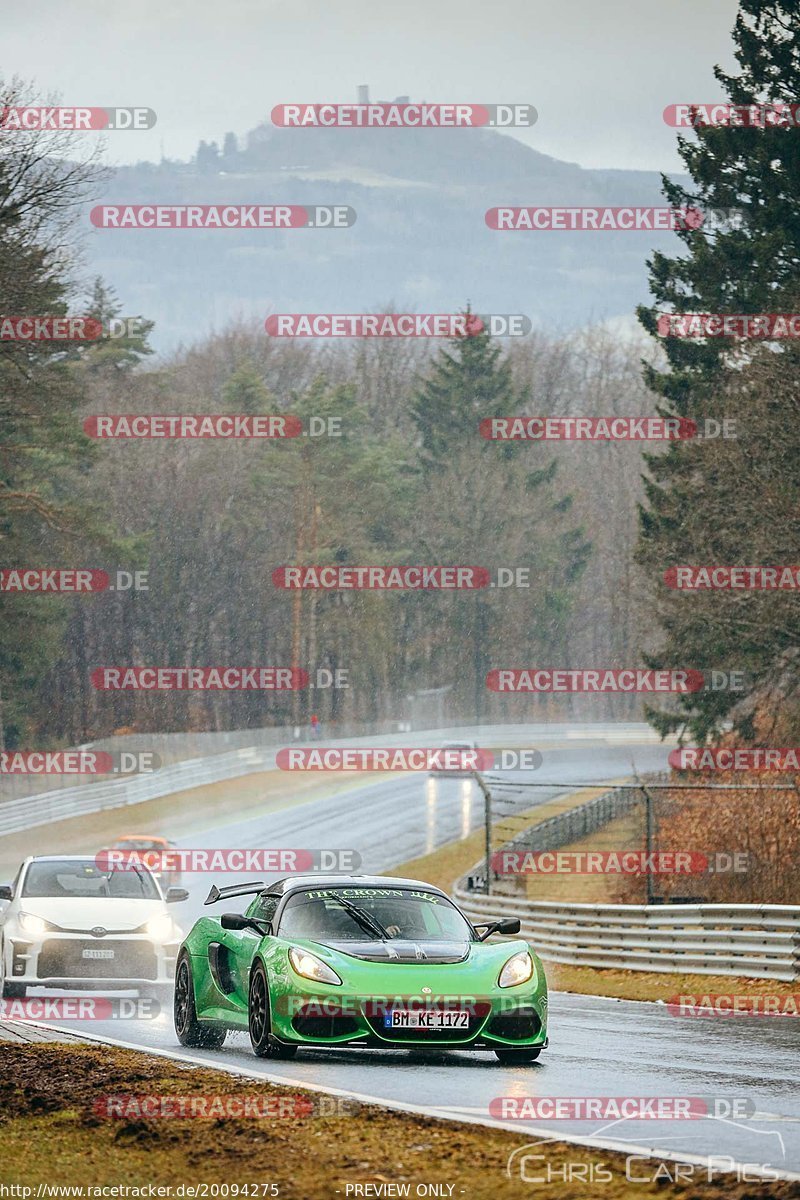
453, 888, 800, 980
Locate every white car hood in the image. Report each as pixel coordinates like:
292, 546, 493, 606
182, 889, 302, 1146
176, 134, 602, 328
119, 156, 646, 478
16, 897, 167, 932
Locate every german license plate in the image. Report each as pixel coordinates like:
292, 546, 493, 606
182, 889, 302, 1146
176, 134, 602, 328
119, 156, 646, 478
82, 948, 115, 960
385, 1009, 469, 1030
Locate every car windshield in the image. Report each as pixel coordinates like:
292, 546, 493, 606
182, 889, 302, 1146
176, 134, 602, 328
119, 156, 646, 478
22, 860, 160, 900
277, 887, 474, 942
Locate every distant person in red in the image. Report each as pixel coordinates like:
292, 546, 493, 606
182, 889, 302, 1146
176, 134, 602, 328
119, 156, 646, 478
310, 713, 321, 739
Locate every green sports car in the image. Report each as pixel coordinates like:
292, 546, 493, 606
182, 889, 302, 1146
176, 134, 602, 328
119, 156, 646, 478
173, 874, 548, 1064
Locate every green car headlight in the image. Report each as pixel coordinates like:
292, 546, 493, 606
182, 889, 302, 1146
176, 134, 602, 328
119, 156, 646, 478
498, 950, 534, 988
289, 947, 342, 986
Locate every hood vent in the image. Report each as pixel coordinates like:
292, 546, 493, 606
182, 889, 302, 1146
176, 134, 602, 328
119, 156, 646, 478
325, 939, 470, 965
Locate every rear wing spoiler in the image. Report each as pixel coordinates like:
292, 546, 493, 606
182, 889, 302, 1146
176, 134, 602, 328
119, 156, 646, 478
204, 881, 266, 906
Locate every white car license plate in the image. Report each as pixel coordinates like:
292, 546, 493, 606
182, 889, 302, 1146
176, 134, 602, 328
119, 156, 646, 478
82, 948, 115, 960
385, 1009, 469, 1030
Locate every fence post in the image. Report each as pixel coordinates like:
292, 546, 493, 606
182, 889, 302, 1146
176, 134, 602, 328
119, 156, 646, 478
474, 770, 492, 896
638, 781, 656, 905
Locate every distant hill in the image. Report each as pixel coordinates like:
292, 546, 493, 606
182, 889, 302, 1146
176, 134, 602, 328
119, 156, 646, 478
83, 120, 684, 352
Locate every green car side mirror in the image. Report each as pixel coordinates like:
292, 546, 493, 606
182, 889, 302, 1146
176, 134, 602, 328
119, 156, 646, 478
475, 917, 521, 941
220, 912, 271, 936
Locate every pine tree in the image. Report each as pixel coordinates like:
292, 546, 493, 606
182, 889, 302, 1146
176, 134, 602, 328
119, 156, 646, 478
410, 309, 518, 466
638, 0, 800, 411
78, 278, 154, 374
636, 1, 800, 742
222, 361, 272, 413
0, 80, 123, 745
410, 316, 590, 721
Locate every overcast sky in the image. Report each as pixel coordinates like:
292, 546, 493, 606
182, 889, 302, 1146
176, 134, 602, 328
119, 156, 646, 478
6, 0, 740, 171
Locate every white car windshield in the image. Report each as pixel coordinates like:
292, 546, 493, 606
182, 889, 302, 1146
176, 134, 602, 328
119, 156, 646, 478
22, 860, 160, 900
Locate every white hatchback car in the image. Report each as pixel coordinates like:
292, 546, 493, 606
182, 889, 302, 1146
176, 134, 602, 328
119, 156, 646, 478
0, 855, 187, 999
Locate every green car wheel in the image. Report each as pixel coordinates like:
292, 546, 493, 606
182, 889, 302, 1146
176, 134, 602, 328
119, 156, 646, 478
249, 961, 298, 1058
174, 953, 226, 1050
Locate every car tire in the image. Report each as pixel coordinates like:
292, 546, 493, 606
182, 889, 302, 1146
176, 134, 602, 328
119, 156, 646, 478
493, 1047, 541, 1064
174, 953, 226, 1049
248, 961, 297, 1059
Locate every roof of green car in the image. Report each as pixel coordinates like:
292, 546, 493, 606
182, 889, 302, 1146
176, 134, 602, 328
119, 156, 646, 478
265, 874, 450, 897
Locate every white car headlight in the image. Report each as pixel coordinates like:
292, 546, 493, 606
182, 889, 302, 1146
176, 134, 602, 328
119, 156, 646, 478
498, 950, 534, 988
145, 914, 175, 942
18, 912, 47, 937
288, 947, 342, 985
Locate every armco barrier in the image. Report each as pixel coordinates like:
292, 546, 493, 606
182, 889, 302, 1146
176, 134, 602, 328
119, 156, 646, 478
453, 885, 800, 980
